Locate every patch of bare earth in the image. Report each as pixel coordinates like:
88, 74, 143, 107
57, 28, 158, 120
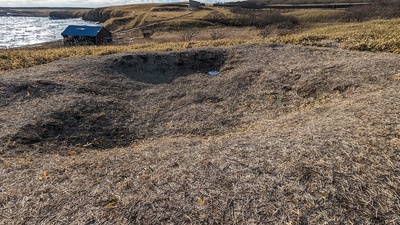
0, 43, 399, 224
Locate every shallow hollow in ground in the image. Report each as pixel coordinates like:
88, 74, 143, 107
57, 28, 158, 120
108, 49, 226, 84
7, 99, 134, 152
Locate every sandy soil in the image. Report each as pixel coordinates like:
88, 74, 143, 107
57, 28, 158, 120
1, 42, 399, 224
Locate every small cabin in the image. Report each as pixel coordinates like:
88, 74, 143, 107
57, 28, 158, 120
189, 0, 202, 8
61, 25, 112, 46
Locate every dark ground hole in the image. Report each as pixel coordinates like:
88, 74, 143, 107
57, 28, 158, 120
7, 99, 134, 152
1, 49, 230, 154
108, 49, 226, 84
0, 80, 64, 107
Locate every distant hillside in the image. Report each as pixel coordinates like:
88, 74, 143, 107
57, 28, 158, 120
223, 0, 372, 5
75, 2, 301, 32
69, 1, 376, 32
0, 7, 91, 17
77, 3, 233, 31
217, 0, 371, 9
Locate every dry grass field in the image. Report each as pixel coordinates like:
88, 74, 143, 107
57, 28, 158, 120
1, 1, 400, 224
273, 18, 400, 53
1, 42, 400, 224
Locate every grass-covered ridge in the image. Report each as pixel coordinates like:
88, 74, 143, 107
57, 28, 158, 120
84, 3, 236, 31
0, 39, 259, 71
272, 18, 400, 53
283, 9, 343, 23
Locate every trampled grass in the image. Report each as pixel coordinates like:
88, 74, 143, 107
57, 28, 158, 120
271, 18, 400, 53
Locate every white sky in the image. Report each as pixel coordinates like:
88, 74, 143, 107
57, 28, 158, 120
0, 0, 197, 8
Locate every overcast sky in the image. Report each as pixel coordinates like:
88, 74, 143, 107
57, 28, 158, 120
0, 0, 204, 8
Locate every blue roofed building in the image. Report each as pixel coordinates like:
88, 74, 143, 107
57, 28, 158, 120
61, 25, 112, 46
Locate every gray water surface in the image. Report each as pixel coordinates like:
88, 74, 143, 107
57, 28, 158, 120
0, 16, 98, 49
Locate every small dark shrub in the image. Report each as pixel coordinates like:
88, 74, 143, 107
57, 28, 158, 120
203, 11, 229, 24
259, 26, 274, 38
227, 10, 299, 28
140, 27, 155, 39
210, 29, 228, 40
178, 29, 199, 41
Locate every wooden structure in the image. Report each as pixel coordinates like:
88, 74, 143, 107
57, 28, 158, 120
61, 25, 112, 46
189, 0, 201, 8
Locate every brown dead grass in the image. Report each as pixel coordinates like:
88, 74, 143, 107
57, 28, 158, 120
97, 3, 235, 32
1, 42, 400, 224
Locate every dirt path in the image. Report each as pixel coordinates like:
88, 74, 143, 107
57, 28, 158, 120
1, 42, 400, 224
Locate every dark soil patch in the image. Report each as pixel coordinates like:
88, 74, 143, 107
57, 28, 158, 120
0, 80, 64, 107
9, 98, 133, 151
108, 49, 226, 84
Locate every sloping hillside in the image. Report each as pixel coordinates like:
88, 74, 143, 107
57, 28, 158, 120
1, 43, 399, 224
80, 3, 234, 32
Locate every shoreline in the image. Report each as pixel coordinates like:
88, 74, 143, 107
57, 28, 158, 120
0, 16, 98, 50
0, 40, 64, 50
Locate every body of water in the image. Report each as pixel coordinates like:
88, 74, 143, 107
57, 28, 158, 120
0, 16, 98, 49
